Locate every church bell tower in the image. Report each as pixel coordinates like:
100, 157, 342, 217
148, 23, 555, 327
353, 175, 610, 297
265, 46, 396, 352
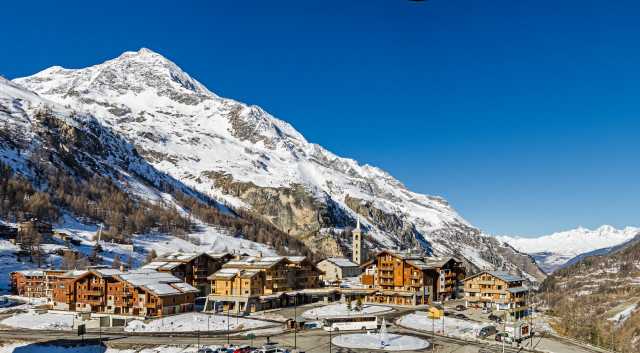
352, 217, 364, 265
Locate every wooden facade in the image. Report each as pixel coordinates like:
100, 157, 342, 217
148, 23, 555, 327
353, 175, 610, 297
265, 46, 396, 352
207, 254, 324, 313
144, 252, 234, 295
359, 249, 466, 306
51, 268, 199, 317
463, 270, 529, 320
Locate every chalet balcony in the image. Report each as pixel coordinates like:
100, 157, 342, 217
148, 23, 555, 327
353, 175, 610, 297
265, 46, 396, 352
85, 299, 103, 305
115, 291, 132, 296
378, 266, 393, 271
408, 282, 422, 287
477, 280, 495, 285
114, 300, 130, 305
144, 303, 159, 308
465, 287, 480, 293
378, 273, 394, 279
84, 290, 103, 296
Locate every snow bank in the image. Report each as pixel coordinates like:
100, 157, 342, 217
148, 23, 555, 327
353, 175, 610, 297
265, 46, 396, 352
1, 312, 75, 331
302, 303, 392, 318
332, 333, 429, 351
125, 312, 273, 332
397, 314, 490, 339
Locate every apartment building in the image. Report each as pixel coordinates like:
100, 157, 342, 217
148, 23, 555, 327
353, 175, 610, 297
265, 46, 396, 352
463, 270, 529, 320
51, 268, 199, 317
207, 253, 324, 313
143, 252, 234, 295
360, 249, 466, 306
8, 270, 46, 297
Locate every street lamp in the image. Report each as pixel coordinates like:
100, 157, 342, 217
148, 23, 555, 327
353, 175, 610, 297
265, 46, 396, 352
294, 296, 297, 351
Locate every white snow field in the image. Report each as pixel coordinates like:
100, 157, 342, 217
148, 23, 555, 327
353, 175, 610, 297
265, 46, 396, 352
0, 342, 220, 353
301, 303, 392, 318
125, 312, 274, 332
1, 311, 76, 330
332, 333, 429, 351
496, 225, 640, 273
397, 313, 491, 339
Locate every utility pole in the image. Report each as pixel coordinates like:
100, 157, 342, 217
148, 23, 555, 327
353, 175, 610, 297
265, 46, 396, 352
227, 301, 230, 346
432, 314, 435, 352
502, 312, 507, 353
294, 296, 297, 351
528, 292, 533, 349
98, 318, 102, 353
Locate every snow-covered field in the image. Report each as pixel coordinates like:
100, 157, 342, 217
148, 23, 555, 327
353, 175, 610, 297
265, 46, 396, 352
397, 314, 490, 339
1, 311, 75, 330
332, 333, 429, 351
125, 312, 274, 332
301, 303, 392, 318
0, 342, 220, 353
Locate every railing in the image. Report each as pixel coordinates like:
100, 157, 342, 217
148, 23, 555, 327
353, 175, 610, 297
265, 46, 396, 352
465, 287, 480, 293
378, 273, 394, 279
477, 280, 495, 285
115, 291, 132, 296
378, 266, 393, 271
85, 299, 103, 305
84, 290, 103, 296
144, 303, 159, 308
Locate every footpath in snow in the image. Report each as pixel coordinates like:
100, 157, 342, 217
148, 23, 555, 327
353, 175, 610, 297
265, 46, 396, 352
125, 312, 274, 332
332, 333, 429, 351
301, 303, 392, 319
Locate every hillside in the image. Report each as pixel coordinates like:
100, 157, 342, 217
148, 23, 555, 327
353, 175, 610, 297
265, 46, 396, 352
536, 237, 640, 351
496, 225, 640, 273
9, 49, 546, 283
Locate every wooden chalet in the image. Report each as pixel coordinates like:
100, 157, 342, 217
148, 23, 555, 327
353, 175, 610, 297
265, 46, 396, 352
463, 270, 529, 320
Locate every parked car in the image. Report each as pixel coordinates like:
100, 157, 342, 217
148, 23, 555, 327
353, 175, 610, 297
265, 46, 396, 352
495, 333, 513, 343
256, 345, 288, 353
455, 314, 469, 320
488, 314, 503, 324
197, 348, 214, 353
213, 348, 229, 353
478, 325, 497, 338
455, 304, 466, 311
481, 307, 493, 314
232, 346, 252, 353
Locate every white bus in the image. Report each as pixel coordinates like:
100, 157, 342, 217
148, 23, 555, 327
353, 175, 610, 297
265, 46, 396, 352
322, 316, 378, 331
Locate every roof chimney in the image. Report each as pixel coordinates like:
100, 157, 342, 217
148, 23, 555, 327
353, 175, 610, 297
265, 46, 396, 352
407, 248, 412, 254
397, 246, 401, 251
236, 255, 242, 260
258, 252, 263, 258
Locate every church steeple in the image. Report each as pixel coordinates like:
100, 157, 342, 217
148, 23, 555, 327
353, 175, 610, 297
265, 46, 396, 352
352, 216, 364, 265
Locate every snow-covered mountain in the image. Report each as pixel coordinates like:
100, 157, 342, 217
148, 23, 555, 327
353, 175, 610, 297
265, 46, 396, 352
9, 48, 546, 283
496, 225, 640, 274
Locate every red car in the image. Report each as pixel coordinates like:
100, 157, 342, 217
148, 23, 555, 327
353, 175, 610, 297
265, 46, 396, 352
232, 346, 252, 353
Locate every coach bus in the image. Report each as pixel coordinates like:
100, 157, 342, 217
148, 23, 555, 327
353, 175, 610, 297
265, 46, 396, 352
322, 316, 378, 331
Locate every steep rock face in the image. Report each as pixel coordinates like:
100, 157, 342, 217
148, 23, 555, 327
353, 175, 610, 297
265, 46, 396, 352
14, 49, 546, 284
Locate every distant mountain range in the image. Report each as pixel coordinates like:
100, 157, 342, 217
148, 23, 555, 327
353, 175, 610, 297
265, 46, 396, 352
2, 48, 546, 283
496, 225, 640, 273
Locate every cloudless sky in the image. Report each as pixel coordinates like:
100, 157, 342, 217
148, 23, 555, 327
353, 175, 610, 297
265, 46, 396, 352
2, 0, 639, 237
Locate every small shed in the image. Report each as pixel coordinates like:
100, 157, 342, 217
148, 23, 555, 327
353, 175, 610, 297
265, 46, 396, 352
286, 316, 306, 329
428, 305, 445, 319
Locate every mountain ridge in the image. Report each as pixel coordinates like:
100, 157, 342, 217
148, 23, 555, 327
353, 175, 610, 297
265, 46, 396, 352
10, 48, 546, 284
496, 225, 640, 274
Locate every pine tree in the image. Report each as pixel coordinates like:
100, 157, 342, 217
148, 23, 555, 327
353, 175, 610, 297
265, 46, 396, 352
355, 297, 363, 312
111, 253, 121, 269
125, 255, 134, 269
346, 299, 352, 313
144, 249, 157, 265
61, 250, 77, 270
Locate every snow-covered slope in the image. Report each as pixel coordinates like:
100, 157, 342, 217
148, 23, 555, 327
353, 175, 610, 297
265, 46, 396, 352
496, 225, 640, 274
11, 49, 546, 282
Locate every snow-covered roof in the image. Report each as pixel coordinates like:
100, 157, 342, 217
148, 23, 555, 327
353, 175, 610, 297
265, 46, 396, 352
14, 270, 45, 277
171, 282, 200, 294
464, 270, 525, 283
153, 252, 207, 262
208, 252, 233, 259
506, 286, 529, 294
286, 256, 307, 264
406, 260, 433, 270
143, 261, 182, 271
59, 270, 89, 278
383, 250, 423, 260
208, 268, 261, 280
486, 270, 525, 283
223, 256, 287, 269
92, 269, 124, 277
142, 283, 181, 296
321, 258, 359, 268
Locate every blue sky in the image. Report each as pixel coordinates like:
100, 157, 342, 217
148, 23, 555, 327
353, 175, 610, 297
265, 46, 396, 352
2, 0, 639, 237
